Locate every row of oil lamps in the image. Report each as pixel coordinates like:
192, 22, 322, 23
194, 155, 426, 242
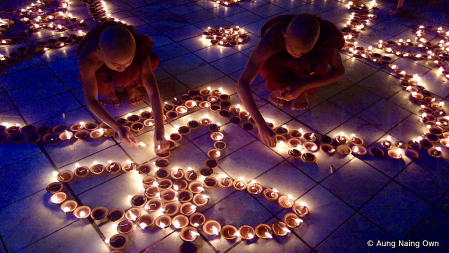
201, 26, 249, 47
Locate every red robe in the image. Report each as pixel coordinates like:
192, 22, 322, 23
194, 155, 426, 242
259, 15, 345, 96
77, 21, 159, 96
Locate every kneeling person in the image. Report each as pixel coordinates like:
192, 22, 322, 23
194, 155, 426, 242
78, 21, 169, 152
236, 13, 346, 147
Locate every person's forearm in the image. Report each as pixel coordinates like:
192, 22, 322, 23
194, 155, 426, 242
237, 82, 267, 127
86, 99, 122, 131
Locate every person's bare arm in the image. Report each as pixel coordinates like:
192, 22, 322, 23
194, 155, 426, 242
236, 29, 283, 148
78, 44, 138, 147
279, 48, 345, 101
141, 56, 169, 154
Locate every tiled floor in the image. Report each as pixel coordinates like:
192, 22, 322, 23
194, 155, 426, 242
1, 0, 448, 253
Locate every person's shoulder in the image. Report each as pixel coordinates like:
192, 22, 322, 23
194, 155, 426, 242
260, 23, 285, 51
78, 40, 103, 67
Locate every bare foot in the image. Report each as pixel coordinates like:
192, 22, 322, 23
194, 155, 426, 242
101, 91, 121, 107
269, 90, 286, 106
126, 87, 144, 105
292, 92, 309, 110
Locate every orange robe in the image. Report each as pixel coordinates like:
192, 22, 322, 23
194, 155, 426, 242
77, 21, 159, 96
259, 15, 345, 96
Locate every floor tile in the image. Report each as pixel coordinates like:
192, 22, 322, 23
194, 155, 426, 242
316, 213, 394, 253
391, 58, 431, 77
118, 130, 159, 164
371, 20, 411, 37
47, 56, 79, 76
17, 220, 107, 253
178, 36, 211, 51
0, 190, 78, 252
327, 116, 386, 147
0, 56, 45, 76
0, 93, 14, 113
357, 99, 411, 132
241, 19, 267, 37
343, 58, 380, 83
160, 54, 207, 76
316, 78, 354, 99
202, 76, 240, 96
256, 161, 316, 213
218, 141, 284, 179
359, 71, 402, 99
193, 45, 239, 63
59, 71, 82, 90
150, 33, 176, 48
248, 4, 286, 18
437, 191, 449, 215
0, 153, 55, 208
152, 43, 190, 61
135, 24, 160, 36
258, 103, 293, 127
282, 185, 354, 247
18, 92, 81, 124
8, 78, 68, 107
181, 9, 217, 24
269, 0, 309, 9
163, 25, 204, 42
175, 64, 226, 89
208, 5, 246, 18
420, 69, 449, 98
296, 101, 353, 134
387, 114, 428, 143
329, 85, 381, 115
224, 11, 263, 26
322, 158, 390, 209
210, 52, 249, 75
163, 141, 210, 171
122, 16, 146, 27
39, 44, 79, 64
290, 3, 325, 15
158, 77, 190, 100
0, 65, 56, 91
387, 90, 419, 114
360, 181, 431, 239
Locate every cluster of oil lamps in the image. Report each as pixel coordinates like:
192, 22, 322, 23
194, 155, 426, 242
340, 0, 378, 39
201, 26, 249, 47
212, 0, 242, 6
340, 1, 448, 158
45, 114, 310, 250
80, 0, 128, 25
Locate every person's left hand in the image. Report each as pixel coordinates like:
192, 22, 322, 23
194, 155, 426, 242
154, 134, 170, 154
278, 83, 302, 101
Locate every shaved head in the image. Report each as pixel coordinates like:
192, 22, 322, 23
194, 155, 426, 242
99, 25, 136, 72
284, 14, 320, 58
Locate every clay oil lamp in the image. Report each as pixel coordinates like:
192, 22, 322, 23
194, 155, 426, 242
184, 168, 199, 181
73, 206, 92, 219
181, 94, 192, 101
289, 128, 303, 138
410, 91, 424, 102
407, 139, 421, 149
335, 144, 351, 156
369, 147, 385, 157
352, 146, 367, 156
125, 207, 141, 222
380, 135, 394, 149
233, 177, 248, 190
172, 215, 189, 229
164, 102, 175, 112
207, 96, 219, 104
130, 194, 147, 208
229, 115, 242, 124
204, 176, 218, 188
177, 190, 193, 202
218, 109, 230, 118
441, 138, 449, 148
106, 234, 128, 250
303, 132, 317, 142
220, 100, 232, 108
211, 88, 223, 96
140, 110, 153, 120
157, 179, 173, 190
229, 104, 241, 114
279, 194, 295, 208
292, 202, 309, 217
207, 149, 221, 159
210, 131, 224, 141
144, 119, 155, 127
184, 100, 197, 109
108, 208, 125, 223
137, 214, 154, 230
61, 200, 78, 213
404, 149, 419, 159
302, 152, 317, 162
91, 206, 109, 223
212, 139, 227, 150
320, 144, 335, 155
221, 225, 238, 240
272, 222, 290, 236
169, 167, 184, 180
219, 93, 230, 101
42, 132, 58, 144
177, 125, 191, 135
160, 189, 177, 202
430, 126, 444, 136
186, 119, 200, 129
395, 141, 408, 150
350, 133, 364, 145
284, 213, 303, 228
190, 212, 206, 227
247, 180, 263, 195
199, 167, 213, 177
46, 182, 64, 194
274, 125, 289, 135
180, 203, 197, 216
303, 142, 318, 152
203, 220, 221, 236
0, 133, 9, 145
239, 111, 250, 120
180, 226, 200, 241
106, 161, 122, 174
200, 114, 212, 126
199, 87, 211, 96
388, 149, 403, 159
193, 193, 209, 206
240, 121, 255, 131
125, 113, 140, 122
255, 224, 273, 239
58, 129, 73, 141
84, 121, 98, 131
74, 129, 89, 139
20, 125, 36, 135
335, 132, 348, 145
88, 128, 104, 139
131, 122, 145, 132
74, 163, 89, 178
238, 225, 255, 240
425, 133, 439, 143
50, 192, 67, 204
199, 101, 211, 108
263, 188, 279, 201
188, 181, 205, 194
25, 133, 41, 144
145, 198, 163, 212
174, 179, 189, 191
56, 170, 74, 183
136, 163, 151, 174
155, 167, 170, 179
428, 147, 443, 158
163, 202, 180, 216
218, 174, 233, 188
89, 161, 106, 175
166, 110, 178, 119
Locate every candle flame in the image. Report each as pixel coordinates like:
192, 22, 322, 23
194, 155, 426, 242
139, 222, 147, 229
105, 239, 110, 244
436, 147, 442, 151
174, 185, 179, 191
273, 188, 279, 193
212, 226, 219, 235
198, 187, 205, 192
63, 207, 70, 212
288, 194, 293, 200
129, 212, 137, 221
386, 135, 391, 141
190, 231, 200, 237
353, 146, 359, 153
282, 227, 290, 233
248, 233, 254, 239
265, 232, 273, 238
53, 171, 59, 176
80, 211, 86, 217
139, 142, 146, 147
174, 220, 180, 228
202, 194, 209, 199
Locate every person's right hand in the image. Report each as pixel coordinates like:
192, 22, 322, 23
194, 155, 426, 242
117, 126, 138, 147
258, 123, 277, 148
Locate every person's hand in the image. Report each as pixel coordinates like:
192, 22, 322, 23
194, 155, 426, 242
258, 123, 277, 148
278, 83, 302, 101
154, 133, 170, 154
118, 126, 138, 147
